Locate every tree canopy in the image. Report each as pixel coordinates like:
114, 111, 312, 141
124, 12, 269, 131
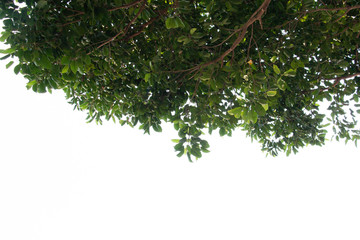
1, 0, 360, 161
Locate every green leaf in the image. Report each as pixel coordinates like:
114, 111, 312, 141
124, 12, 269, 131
61, 65, 69, 73
187, 151, 193, 162
176, 150, 185, 157
165, 17, 177, 29
0, 31, 11, 42
191, 148, 202, 158
61, 56, 70, 65
80, 102, 88, 110
261, 103, 269, 111
177, 36, 188, 42
0, 48, 15, 54
171, 139, 180, 143
26, 80, 37, 89
273, 65, 281, 75
37, 0, 48, 8
219, 127, 226, 136
175, 18, 186, 28
284, 69, 296, 77
14, 65, 21, 75
153, 124, 162, 132
190, 28, 197, 34
70, 61, 77, 74
249, 109, 258, 123
277, 78, 286, 91
39, 55, 52, 69
6, 61, 14, 69
267, 90, 277, 97
228, 107, 242, 118
254, 104, 266, 116
144, 73, 151, 82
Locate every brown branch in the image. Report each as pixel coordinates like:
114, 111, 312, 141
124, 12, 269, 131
62, 0, 146, 26
108, 0, 145, 12
185, 0, 271, 73
247, 25, 254, 60
66, 12, 84, 18
300, 5, 360, 14
123, 8, 168, 42
320, 73, 360, 92
96, 1, 146, 50
62, 19, 81, 26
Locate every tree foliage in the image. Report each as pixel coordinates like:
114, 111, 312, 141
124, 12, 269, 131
1, 0, 360, 161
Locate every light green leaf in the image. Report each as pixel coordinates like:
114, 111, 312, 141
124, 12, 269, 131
277, 78, 286, 91
228, 107, 242, 118
0, 48, 15, 54
190, 28, 197, 34
273, 65, 280, 75
144, 73, 151, 82
26, 80, 37, 89
165, 17, 177, 29
177, 36, 188, 42
61, 65, 69, 73
0, 31, 11, 42
175, 18, 186, 28
6, 61, 14, 69
284, 69, 296, 77
267, 90, 277, 97
261, 103, 269, 111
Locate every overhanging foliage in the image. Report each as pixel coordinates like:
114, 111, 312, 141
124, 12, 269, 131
1, 0, 360, 161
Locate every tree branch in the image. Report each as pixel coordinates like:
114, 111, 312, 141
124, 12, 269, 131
185, 0, 272, 73
300, 5, 360, 14
96, 1, 146, 50
108, 0, 145, 12
320, 73, 360, 92
123, 8, 168, 42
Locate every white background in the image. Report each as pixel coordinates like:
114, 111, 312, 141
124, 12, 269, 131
1, 42, 360, 240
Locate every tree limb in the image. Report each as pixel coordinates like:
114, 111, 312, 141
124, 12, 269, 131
185, 0, 272, 73
320, 73, 360, 92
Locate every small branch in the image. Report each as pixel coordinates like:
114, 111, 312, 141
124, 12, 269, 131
62, 19, 81, 26
123, 8, 168, 42
320, 73, 360, 92
96, 1, 146, 49
108, 0, 145, 12
191, 77, 201, 101
300, 5, 360, 14
247, 25, 254, 60
184, 0, 271, 73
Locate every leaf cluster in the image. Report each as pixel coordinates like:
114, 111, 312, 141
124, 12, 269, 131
1, 0, 360, 160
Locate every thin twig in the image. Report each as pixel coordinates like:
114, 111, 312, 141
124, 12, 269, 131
108, 0, 145, 12
123, 8, 168, 42
300, 5, 360, 14
96, 2, 146, 50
